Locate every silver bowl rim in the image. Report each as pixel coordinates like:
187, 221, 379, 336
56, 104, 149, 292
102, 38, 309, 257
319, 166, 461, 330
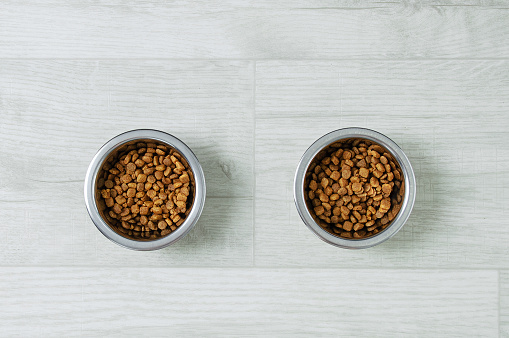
84, 129, 206, 251
294, 127, 416, 249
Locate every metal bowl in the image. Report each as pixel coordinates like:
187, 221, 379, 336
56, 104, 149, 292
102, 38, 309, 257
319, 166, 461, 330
84, 129, 206, 250
294, 127, 416, 249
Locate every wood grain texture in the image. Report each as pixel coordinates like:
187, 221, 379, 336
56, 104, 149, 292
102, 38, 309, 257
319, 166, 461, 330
0, 1, 507, 335
1, 0, 509, 59
254, 61, 509, 268
0, 60, 254, 266
0, 268, 498, 337
501, 272, 509, 337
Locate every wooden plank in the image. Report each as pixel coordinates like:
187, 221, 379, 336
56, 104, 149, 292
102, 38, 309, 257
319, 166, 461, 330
254, 61, 509, 268
0, 268, 498, 336
0, 60, 254, 266
1, 1, 508, 58
501, 271, 509, 337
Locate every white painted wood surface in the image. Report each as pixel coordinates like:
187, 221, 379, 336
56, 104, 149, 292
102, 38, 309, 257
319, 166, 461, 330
0, 268, 498, 337
255, 60, 509, 269
0, 0, 508, 336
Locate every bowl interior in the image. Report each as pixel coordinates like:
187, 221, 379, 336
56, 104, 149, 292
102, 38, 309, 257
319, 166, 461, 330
94, 138, 196, 241
303, 137, 406, 241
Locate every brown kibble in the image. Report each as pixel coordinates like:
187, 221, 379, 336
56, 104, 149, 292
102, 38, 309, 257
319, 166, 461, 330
105, 197, 114, 208
136, 174, 147, 183
131, 204, 140, 214
154, 171, 163, 180
121, 174, 132, 183
356, 159, 366, 168
115, 195, 126, 205
380, 198, 391, 211
105, 180, 114, 189
179, 172, 189, 183
134, 159, 145, 167
158, 220, 167, 230
139, 216, 148, 225
314, 206, 325, 216
342, 170, 351, 180
352, 182, 363, 192
330, 171, 340, 181
338, 187, 347, 196
126, 163, 136, 172
113, 204, 122, 214
353, 223, 364, 231
319, 193, 329, 203
359, 167, 369, 178
126, 188, 136, 198
343, 221, 353, 231
382, 184, 392, 194
321, 177, 329, 189
146, 190, 157, 199
394, 170, 402, 181
140, 206, 149, 215
305, 138, 403, 239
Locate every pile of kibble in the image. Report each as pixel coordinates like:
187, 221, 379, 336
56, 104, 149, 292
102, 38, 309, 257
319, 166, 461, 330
305, 138, 404, 239
96, 142, 194, 240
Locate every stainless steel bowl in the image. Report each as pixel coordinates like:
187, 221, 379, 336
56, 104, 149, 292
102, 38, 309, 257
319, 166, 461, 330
294, 127, 416, 249
84, 129, 206, 250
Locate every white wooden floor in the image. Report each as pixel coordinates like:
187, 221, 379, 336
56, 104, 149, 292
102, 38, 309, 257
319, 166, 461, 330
0, 1, 508, 336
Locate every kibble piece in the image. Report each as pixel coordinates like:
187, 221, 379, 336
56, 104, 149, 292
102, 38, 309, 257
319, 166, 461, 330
137, 174, 147, 183
380, 198, 391, 211
329, 194, 339, 201
330, 171, 340, 181
352, 182, 363, 192
342, 170, 351, 180
126, 163, 136, 172
121, 174, 132, 183
105, 197, 115, 208
126, 188, 136, 198
321, 178, 329, 189
314, 205, 325, 216
146, 190, 157, 199
115, 196, 126, 205
343, 221, 353, 231
158, 220, 167, 230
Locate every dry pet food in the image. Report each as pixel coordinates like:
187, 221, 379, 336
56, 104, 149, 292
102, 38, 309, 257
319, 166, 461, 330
96, 142, 194, 240
304, 138, 404, 239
